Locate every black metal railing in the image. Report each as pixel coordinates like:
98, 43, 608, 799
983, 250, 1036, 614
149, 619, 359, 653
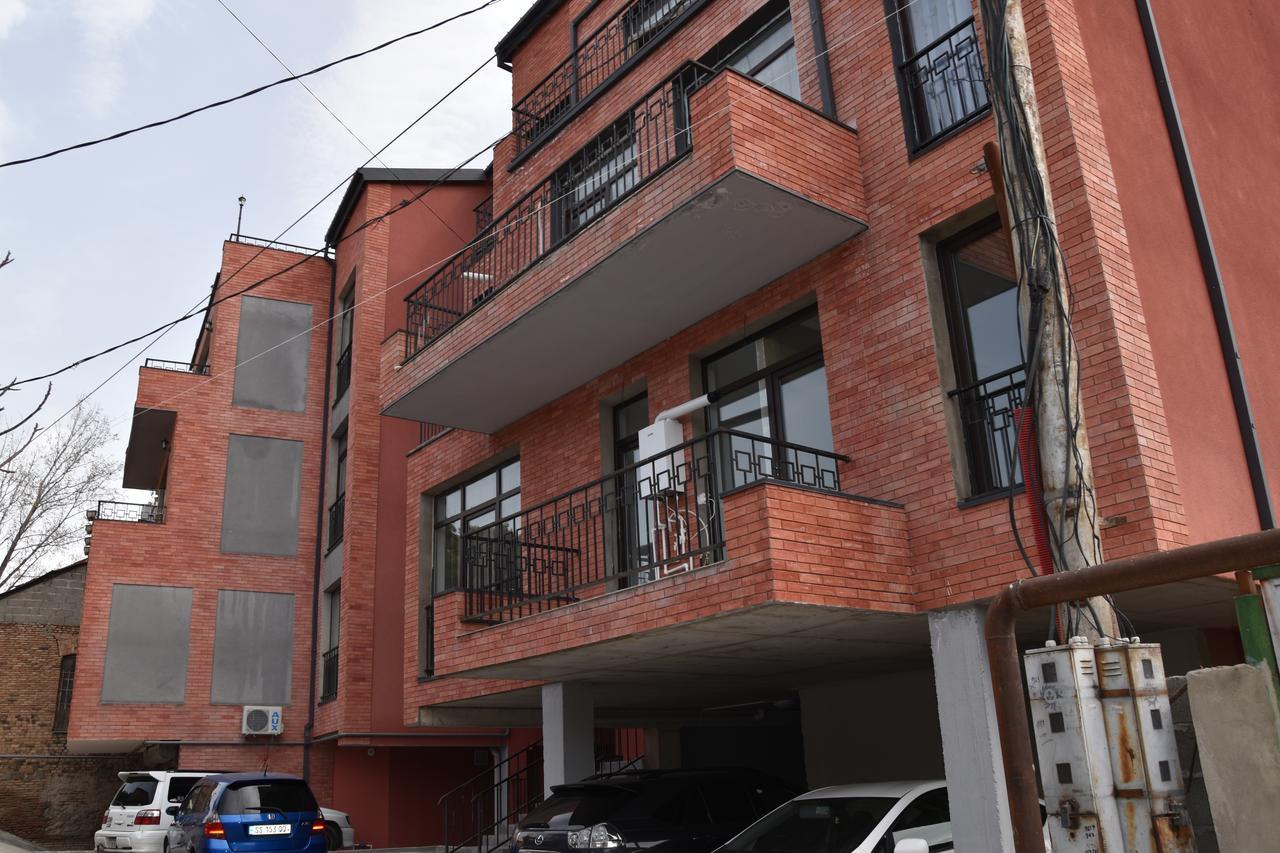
593, 728, 646, 775
328, 494, 346, 551
404, 63, 709, 360
420, 422, 452, 446
320, 647, 339, 704
143, 358, 210, 375
423, 603, 436, 677
94, 500, 165, 524
949, 365, 1027, 497
474, 195, 494, 233
228, 233, 332, 257
513, 0, 704, 153
462, 428, 847, 623
440, 739, 544, 853
899, 17, 989, 149
334, 344, 352, 400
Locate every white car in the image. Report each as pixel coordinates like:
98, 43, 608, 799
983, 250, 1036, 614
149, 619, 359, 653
96, 771, 206, 853
717, 780, 1049, 853
96, 770, 356, 852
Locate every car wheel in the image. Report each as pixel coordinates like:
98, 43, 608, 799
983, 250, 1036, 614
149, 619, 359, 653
324, 824, 342, 851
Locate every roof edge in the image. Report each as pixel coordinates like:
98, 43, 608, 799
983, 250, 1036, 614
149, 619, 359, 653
496, 0, 567, 65
324, 167, 489, 247
0, 559, 87, 600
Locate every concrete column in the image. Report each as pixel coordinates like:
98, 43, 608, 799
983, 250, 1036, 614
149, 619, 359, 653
542, 682, 595, 793
928, 606, 1014, 852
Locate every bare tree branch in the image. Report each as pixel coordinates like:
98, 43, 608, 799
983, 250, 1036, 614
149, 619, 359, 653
0, 404, 119, 591
0, 381, 51, 439
0, 251, 12, 271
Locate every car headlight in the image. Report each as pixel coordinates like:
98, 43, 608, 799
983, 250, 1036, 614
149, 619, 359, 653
567, 824, 622, 849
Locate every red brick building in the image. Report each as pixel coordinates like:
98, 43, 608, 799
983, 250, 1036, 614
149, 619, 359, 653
66, 0, 1280, 849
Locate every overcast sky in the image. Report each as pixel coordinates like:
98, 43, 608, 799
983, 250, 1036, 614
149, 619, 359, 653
0, 0, 535, 478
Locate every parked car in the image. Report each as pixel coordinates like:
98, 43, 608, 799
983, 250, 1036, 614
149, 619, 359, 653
317, 808, 354, 851
715, 781, 1051, 853
167, 773, 326, 853
96, 771, 208, 853
511, 769, 795, 853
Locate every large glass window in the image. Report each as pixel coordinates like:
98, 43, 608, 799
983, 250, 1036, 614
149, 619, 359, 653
335, 288, 354, 400
938, 218, 1026, 497
704, 308, 836, 490
724, 12, 799, 100
553, 116, 639, 242
433, 460, 521, 592
887, 0, 990, 151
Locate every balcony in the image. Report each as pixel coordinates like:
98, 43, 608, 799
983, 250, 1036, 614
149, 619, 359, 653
387, 67, 867, 432
327, 493, 345, 552
420, 431, 914, 714
510, 0, 709, 157
334, 344, 352, 401
93, 499, 165, 524
142, 358, 209, 375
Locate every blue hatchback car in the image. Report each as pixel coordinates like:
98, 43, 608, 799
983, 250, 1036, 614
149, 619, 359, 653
167, 773, 325, 853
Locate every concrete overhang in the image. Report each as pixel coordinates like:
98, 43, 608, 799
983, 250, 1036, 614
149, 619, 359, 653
122, 408, 176, 491
386, 170, 866, 432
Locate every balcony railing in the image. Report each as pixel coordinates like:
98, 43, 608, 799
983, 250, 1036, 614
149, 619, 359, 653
512, 0, 705, 154
143, 359, 210, 375
949, 365, 1027, 497
462, 429, 848, 623
94, 500, 165, 524
405, 63, 709, 360
423, 602, 436, 678
898, 17, 989, 149
328, 493, 345, 551
320, 647, 339, 704
334, 344, 352, 400
228, 233, 332, 257
474, 195, 494, 233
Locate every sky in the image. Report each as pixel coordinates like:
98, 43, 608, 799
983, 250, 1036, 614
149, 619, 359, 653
0, 0, 536, 515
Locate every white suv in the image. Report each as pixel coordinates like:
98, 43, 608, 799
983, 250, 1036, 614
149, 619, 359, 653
96, 771, 206, 853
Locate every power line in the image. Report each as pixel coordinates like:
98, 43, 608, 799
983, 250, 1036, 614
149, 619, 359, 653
0, 0, 505, 170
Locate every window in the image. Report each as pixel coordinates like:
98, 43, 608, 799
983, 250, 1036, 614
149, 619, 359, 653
937, 218, 1025, 498
704, 308, 836, 491
218, 780, 318, 815
325, 585, 341, 651
112, 777, 159, 807
888, 788, 951, 849
886, 0, 990, 151
335, 288, 354, 400
166, 776, 201, 805
52, 653, 75, 735
724, 12, 799, 99
612, 394, 655, 583
321, 585, 339, 704
552, 116, 640, 242
328, 431, 347, 551
624, 0, 684, 53
433, 459, 521, 592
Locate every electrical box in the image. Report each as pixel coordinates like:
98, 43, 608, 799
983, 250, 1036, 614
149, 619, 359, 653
636, 420, 685, 497
1025, 638, 1124, 853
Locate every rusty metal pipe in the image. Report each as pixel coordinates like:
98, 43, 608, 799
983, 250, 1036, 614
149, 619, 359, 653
986, 526, 1280, 852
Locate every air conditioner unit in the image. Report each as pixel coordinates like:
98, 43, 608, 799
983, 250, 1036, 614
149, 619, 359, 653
242, 705, 283, 736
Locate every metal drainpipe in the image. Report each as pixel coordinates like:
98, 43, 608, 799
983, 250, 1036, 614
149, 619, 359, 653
985, 526, 1280, 852
1134, 0, 1274, 530
303, 252, 338, 780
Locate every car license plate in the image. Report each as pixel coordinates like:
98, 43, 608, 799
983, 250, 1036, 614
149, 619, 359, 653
248, 824, 292, 836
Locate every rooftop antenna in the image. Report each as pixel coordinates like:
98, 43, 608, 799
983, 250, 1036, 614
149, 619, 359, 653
236, 195, 247, 238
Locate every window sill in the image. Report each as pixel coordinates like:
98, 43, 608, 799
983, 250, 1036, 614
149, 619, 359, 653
957, 483, 1025, 510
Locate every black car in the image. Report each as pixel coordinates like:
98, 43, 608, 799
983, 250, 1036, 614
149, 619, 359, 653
512, 769, 794, 853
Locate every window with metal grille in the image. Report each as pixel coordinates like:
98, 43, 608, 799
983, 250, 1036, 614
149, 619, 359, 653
886, 0, 990, 152
53, 654, 76, 735
938, 218, 1026, 498
552, 116, 640, 242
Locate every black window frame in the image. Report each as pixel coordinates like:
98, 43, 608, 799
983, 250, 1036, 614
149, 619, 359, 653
328, 430, 348, 552
52, 653, 76, 735
884, 0, 991, 156
720, 8, 799, 100
551, 114, 642, 244
937, 217, 1027, 500
432, 459, 522, 594
334, 288, 354, 402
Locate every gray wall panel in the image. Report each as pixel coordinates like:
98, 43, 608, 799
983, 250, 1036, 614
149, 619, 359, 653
211, 589, 295, 705
101, 584, 192, 703
221, 435, 303, 556
233, 296, 312, 412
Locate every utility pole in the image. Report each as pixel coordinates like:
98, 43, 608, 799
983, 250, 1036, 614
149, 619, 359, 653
979, 0, 1119, 639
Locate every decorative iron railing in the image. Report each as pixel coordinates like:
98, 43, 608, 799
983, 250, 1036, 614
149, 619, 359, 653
328, 494, 346, 551
143, 358, 210, 375
949, 365, 1027, 496
474, 195, 494, 233
423, 602, 436, 677
94, 500, 165, 524
440, 738, 544, 853
512, 0, 705, 154
419, 422, 452, 447
898, 17, 989, 149
404, 63, 710, 361
320, 647, 339, 704
334, 344, 352, 400
228, 233, 331, 256
462, 429, 848, 623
